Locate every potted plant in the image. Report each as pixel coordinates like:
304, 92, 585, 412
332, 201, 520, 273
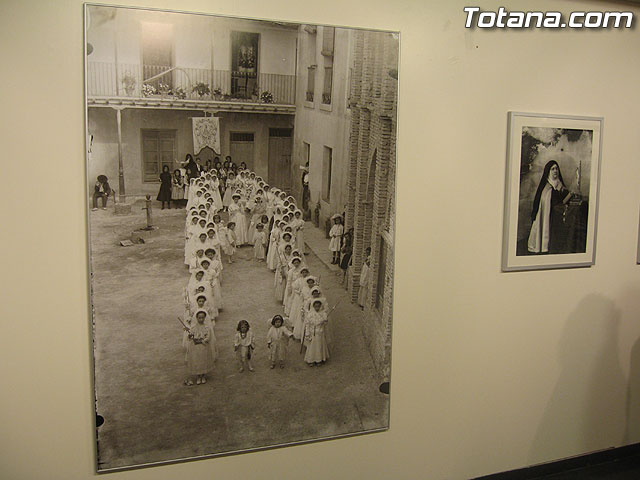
213, 87, 222, 100
192, 82, 211, 98
260, 91, 274, 104
142, 83, 157, 97
174, 86, 186, 99
158, 82, 171, 97
121, 73, 136, 96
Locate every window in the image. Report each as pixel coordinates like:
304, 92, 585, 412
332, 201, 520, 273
321, 27, 335, 105
322, 26, 335, 56
230, 132, 255, 142
376, 236, 388, 310
231, 31, 259, 99
322, 146, 332, 202
322, 66, 333, 105
141, 22, 174, 90
141, 129, 176, 183
269, 128, 292, 138
304, 142, 310, 165
306, 66, 316, 102
305, 27, 317, 103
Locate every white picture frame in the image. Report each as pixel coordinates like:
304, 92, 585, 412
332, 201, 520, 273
502, 112, 603, 272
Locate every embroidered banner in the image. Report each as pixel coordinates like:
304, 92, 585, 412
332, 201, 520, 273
192, 117, 220, 154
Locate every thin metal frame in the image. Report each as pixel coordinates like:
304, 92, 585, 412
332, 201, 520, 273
501, 111, 604, 272
84, 2, 399, 473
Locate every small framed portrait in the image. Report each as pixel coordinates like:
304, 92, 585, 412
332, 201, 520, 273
502, 112, 603, 272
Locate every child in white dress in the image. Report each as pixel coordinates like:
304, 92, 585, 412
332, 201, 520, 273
303, 299, 330, 366
201, 253, 223, 309
274, 243, 293, 302
229, 194, 248, 246
329, 215, 344, 264
184, 310, 215, 385
292, 210, 306, 254
266, 221, 282, 271
267, 315, 292, 369
253, 224, 267, 261
292, 274, 316, 340
358, 247, 371, 308
284, 258, 303, 316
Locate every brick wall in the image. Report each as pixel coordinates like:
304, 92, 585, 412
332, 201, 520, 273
346, 30, 398, 378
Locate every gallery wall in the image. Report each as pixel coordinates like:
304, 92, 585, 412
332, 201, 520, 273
2, 0, 640, 479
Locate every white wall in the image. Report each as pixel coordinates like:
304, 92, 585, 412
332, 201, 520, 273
3, 0, 640, 479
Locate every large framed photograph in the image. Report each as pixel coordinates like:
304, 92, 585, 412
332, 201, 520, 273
85, 3, 398, 472
502, 112, 603, 271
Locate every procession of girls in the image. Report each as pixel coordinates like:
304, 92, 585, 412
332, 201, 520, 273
157, 153, 250, 210
180, 159, 342, 385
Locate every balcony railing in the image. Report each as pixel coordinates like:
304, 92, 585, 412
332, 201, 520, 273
87, 62, 296, 105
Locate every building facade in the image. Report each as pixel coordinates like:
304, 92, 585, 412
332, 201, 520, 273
290, 26, 398, 377
291, 25, 353, 228
86, 6, 297, 199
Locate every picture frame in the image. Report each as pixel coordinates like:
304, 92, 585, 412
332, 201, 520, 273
502, 112, 603, 272
84, 2, 398, 473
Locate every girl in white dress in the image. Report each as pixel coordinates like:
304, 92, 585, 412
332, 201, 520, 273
223, 172, 236, 208
223, 222, 237, 263
228, 194, 248, 246
267, 315, 292, 369
302, 299, 330, 366
253, 224, 267, 261
283, 257, 303, 315
292, 210, 305, 255
188, 248, 206, 274
266, 220, 282, 271
202, 250, 223, 309
292, 275, 316, 340
329, 215, 344, 264
184, 310, 215, 385
274, 243, 293, 302
358, 247, 371, 308
210, 173, 224, 212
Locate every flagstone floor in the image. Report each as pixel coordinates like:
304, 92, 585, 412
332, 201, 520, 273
89, 201, 388, 471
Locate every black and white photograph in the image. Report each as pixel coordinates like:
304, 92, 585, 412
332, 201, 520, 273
85, 3, 398, 472
502, 112, 602, 271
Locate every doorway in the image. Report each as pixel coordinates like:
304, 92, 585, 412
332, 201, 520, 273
268, 128, 292, 191
229, 132, 255, 169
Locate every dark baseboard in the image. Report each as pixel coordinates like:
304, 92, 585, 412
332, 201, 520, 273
473, 443, 640, 480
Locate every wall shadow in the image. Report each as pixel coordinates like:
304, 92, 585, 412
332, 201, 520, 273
529, 293, 626, 464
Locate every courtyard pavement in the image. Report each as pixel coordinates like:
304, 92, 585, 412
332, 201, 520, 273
89, 201, 388, 471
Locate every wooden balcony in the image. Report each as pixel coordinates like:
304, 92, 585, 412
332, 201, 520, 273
87, 62, 297, 112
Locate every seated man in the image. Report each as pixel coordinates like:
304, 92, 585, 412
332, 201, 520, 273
92, 174, 111, 210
